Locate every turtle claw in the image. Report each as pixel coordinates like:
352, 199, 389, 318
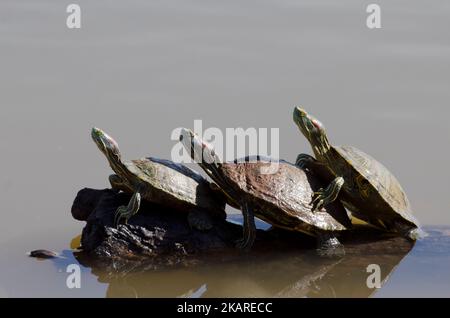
235, 238, 252, 251
235, 238, 245, 249
113, 209, 120, 228
113, 206, 128, 228
310, 188, 325, 212
295, 154, 316, 169
309, 177, 344, 212
310, 189, 333, 212
235, 229, 256, 251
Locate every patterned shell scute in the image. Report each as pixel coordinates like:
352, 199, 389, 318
221, 159, 351, 232
126, 157, 212, 205
335, 145, 415, 222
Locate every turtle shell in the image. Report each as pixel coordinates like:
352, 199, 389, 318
219, 158, 351, 235
332, 145, 418, 228
123, 157, 226, 219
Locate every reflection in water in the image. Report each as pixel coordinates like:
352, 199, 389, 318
1, 1, 449, 297
73, 238, 414, 298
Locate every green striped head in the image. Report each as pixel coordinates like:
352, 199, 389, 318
293, 107, 331, 159
91, 127, 122, 164
179, 128, 220, 165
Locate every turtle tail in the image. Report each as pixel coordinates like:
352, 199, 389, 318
407, 227, 428, 241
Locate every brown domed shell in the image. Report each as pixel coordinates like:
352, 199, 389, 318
220, 159, 351, 233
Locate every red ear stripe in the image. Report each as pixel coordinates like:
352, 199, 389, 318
110, 137, 119, 148
312, 119, 321, 129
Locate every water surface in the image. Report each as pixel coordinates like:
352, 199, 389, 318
0, 0, 449, 297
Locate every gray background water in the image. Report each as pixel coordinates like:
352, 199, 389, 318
0, 0, 449, 297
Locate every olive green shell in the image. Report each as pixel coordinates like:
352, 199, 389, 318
122, 157, 226, 219
219, 158, 351, 236
332, 146, 419, 229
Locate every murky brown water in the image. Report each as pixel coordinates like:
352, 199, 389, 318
1, 221, 450, 297
0, 0, 449, 297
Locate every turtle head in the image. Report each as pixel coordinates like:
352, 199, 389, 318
293, 107, 331, 158
179, 128, 226, 190
91, 127, 122, 163
179, 128, 220, 165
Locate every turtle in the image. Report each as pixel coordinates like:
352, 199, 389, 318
91, 127, 226, 230
292, 107, 424, 240
179, 128, 352, 252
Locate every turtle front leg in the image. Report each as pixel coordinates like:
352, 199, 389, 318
295, 153, 332, 178
235, 202, 256, 251
295, 153, 319, 170
114, 192, 141, 228
310, 177, 344, 211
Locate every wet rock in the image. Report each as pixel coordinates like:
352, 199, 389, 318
72, 188, 414, 271
71, 188, 109, 221
72, 188, 314, 269
28, 249, 59, 259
